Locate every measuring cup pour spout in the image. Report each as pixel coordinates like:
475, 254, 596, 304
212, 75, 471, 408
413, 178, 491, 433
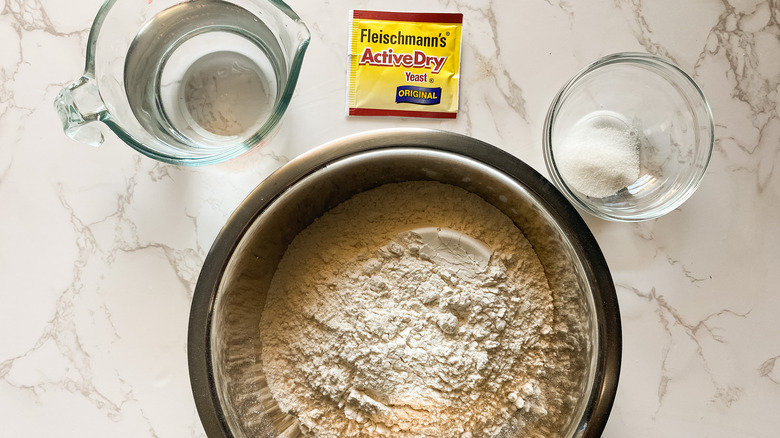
54, 75, 107, 147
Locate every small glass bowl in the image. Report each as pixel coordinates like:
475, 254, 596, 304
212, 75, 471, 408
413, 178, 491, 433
543, 52, 714, 222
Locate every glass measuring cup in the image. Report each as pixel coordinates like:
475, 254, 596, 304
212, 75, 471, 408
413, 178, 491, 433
54, 0, 310, 166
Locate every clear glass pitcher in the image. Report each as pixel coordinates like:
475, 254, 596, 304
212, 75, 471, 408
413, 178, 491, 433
54, 0, 310, 166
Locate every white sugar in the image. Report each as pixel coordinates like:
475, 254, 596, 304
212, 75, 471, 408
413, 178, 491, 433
556, 113, 641, 198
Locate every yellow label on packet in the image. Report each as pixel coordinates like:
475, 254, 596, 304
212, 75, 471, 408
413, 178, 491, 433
348, 10, 463, 118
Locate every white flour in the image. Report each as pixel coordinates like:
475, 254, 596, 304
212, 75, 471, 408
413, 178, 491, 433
260, 181, 557, 438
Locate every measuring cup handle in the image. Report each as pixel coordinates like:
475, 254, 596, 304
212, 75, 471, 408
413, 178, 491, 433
54, 76, 107, 147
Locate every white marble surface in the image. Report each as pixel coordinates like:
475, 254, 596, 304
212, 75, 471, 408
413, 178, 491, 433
1, 0, 778, 436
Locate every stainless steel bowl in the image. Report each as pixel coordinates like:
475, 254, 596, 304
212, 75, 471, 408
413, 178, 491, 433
188, 128, 621, 438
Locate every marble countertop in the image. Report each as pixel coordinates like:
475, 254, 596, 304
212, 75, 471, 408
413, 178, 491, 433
2, 0, 778, 436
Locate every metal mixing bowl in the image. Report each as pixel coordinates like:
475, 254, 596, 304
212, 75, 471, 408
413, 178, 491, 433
188, 129, 621, 438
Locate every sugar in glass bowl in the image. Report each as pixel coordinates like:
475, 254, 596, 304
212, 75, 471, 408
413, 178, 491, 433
543, 52, 714, 222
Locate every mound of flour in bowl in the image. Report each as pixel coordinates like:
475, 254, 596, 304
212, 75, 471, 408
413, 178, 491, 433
260, 181, 558, 438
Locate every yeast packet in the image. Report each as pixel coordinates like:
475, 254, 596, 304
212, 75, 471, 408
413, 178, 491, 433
348, 10, 463, 118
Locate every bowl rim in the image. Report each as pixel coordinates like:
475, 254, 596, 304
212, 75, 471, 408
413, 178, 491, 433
187, 128, 621, 438
542, 52, 715, 222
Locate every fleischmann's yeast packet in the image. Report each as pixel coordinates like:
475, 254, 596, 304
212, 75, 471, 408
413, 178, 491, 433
348, 10, 463, 118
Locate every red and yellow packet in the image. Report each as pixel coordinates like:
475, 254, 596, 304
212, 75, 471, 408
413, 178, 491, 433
348, 10, 463, 119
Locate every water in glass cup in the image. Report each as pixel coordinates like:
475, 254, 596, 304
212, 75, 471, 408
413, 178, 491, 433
124, 1, 285, 150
